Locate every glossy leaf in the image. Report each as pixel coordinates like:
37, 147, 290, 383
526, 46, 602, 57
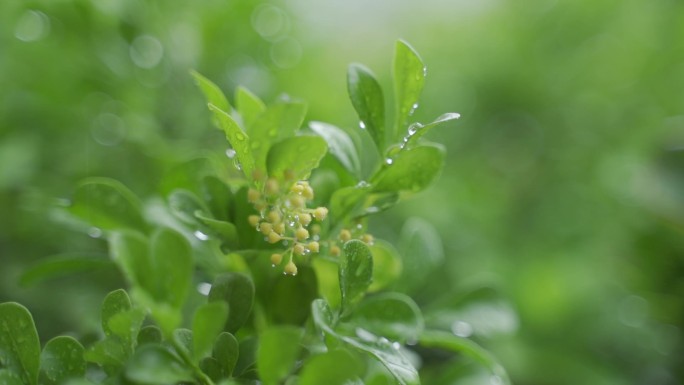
107, 309, 146, 352
20, 254, 113, 287
193, 302, 229, 361
83, 338, 126, 376
348, 63, 386, 151
266, 136, 328, 180
68, 178, 146, 232
125, 345, 194, 384
249, 101, 307, 173
235, 86, 265, 129
195, 212, 239, 248
213, 332, 239, 377
168, 189, 210, 225
397, 218, 444, 294
339, 240, 374, 312
209, 273, 255, 333
101, 289, 132, 338
420, 330, 510, 385
0, 302, 40, 385
393, 40, 425, 136
373, 143, 445, 193
329, 184, 371, 224
402, 112, 460, 149
201, 176, 232, 222
40, 336, 85, 385
208, 103, 255, 180
172, 328, 194, 358
309, 121, 361, 177
350, 293, 424, 343
190, 70, 231, 113
368, 240, 403, 292
298, 350, 363, 385
257, 327, 302, 385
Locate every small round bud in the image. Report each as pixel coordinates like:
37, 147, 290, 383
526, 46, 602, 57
302, 185, 314, 200
330, 245, 341, 256
299, 213, 312, 226
310, 224, 321, 235
291, 184, 304, 194
270, 253, 283, 265
284, 260, 298, 275
308, 241, 320, 253
265, 178, 279, 196
247, 188, 261, 203
267, 210, 281, 224
254, 201, 267, 212
248, 215, 260, 228
339, 229, 352, 242
295, 227, 309, 241
313, 207, 328, 221
274, 222, 285, 234
289, 195, 305, 208
361, 234, 374, 244
259, 222, 273, 235
267, 231, 281, 244
293, 243, 306, 256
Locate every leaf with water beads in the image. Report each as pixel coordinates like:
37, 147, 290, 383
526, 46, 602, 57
190, 70, 231, 113
0, 302, 40, 385
373, 143, 445, 194
235, 85, 266, 129
266, 135, 328, 181
348, 63, 386, 152
39, 336, 86, 385
402, 112, 460, 149
393, 40, 426, 139
309, 121, 362, 177
339, 240, 374, 313
208, 104, 256, 181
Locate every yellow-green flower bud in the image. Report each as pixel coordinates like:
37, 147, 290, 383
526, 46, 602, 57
361, 234, 374, 244
270, 253, 283, 265
267, 231, 281, 244
313, 207, 328, 221
293, 243, 306, 256
267, 210, 281, 224
284, 260, 298, 275
259, 222, 273, 235
299, 213, 312, 226
247, 188, 261, 203
265, 178, 279, 196
330, 245, 341, 256
339, 229, 352, 242
295, 227, 309, 241
308, 241, 320, 253
248, 215, 260, 228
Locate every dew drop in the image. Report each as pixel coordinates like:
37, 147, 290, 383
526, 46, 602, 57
392, 342, 401, 350
193, 230, 209, 241
359, 121, 366, 129
236, 132, 246, 141
385, 158, 394, 165
379, 337, 390, 344
422, 66, 428, 77
451, 320, 473, 337
15, 10, 49, 42
490, 375, 503, 385
409, 103, 419, 116
196, 282, 211, 295
407, 122, 423, 136
88, 227, 103, 238
233, 158, 242, 171
225, 148, 237, 158
356, 180, 370, 188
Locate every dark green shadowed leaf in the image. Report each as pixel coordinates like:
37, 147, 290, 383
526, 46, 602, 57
0, 302, 40, 385
368, 240, 403, 292
393, 40, 425, 137
108, 231, 153, 296
39, 336, 85, 385
68, 178, 146, 232
268, 265, 319, 325
213, 332, 239, 377
0, 370, 23, 385
348, 63, 386, 151
168, 189, 210, 225
20, 254, 113, 287
266, 136, 328, 180
235, 86, 266, 129
159, 157, 213, 197
298, 349, 363, 385
208, 273, 255, 333
397, 218, 444, 294
190, 70, 231, 113
309, 121, 361, 177
257, 327, 302, 385
193, 302, 229, 361
200, 357, 223, 383
373, 143, 445, 194
150, 227, 193, 308
402, 112, 460, 149
339, 240, 374, 312
125, 345, 194, 385
137, 326, 162, 346
194, 212, 239, 248
350, 293, 424, 343
201, 176, 232, 222
208, 103, 255, 180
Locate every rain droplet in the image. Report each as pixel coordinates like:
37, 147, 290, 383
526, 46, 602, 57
392, 342, 401, 350
451, 320, 473, 337
356, 181, 370, 188
366, 206, 380, 214
15, 10, 50, 42
407, 122, 423, 136
88, 227, 103, 238
439, 112, 461, 121
233, 158, 242, 170
193, 230, 209, 241
359, 121, 366, 129
490, 375, 503, 385
422, 66, 428, 77
225, 148, 237, 158
379, 337, 390, 344
129, 35, 164, 69
236, 132, 246, 141
385, 158, 394, 165
196, 282, 212, 296
409, 103, 419, 115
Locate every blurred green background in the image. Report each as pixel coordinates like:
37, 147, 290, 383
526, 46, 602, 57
1, 0, 683, 384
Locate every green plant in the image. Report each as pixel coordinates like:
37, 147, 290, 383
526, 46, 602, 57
2, 40, 508, 385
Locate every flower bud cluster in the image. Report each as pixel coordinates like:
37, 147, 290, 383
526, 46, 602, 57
247, 174, 329, 276
328, 226, 375, 257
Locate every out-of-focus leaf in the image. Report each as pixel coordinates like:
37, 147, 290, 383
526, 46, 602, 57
200, 357, 223, 383
107, 309, 146, 352
339, 240, 373, 312
373, 143, 445, 194
298, 349, 363, 385
266, 136, 328, 180
368, 240, 402, 292
68, 178, 146, 232
191, 70, 231, 113
84, 338, 126, 376
20, 254, 113, 287
150, 228, 193, 309
39, 336, 86, 385
329, 185, 371, 224
268, 265, 319, 325
349, 293, 423, 343
309, 121, 361, 177
137, 326, 162, 346
193, 302, 229, 361
168, 189, 210, 225
257, 327, 302, 385
209, 273, 255, 333
109, 231, 153, 291
172, 328, 194, 359
213, 332, 239, 377
0, 370, 23, 385
236, 86, 265, 129
397, 218, 444, 294
201, 176, 232, 222
208, 104, 255, 180
195, 212, 239, 248
159, 158, 213, 197
348, 63, 386, 152
125, 345, 194, 385
0, 302, 40, 385
393, 40, 425, 136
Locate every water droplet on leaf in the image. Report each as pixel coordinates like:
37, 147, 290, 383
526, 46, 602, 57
193, 230, 209, 241
225, 148, 237, 158
359, 121, 366, 129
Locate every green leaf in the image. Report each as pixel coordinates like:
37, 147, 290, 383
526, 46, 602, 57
249, 101, 307, 174
309, 121, 361, 177
208, 273, 255, 333
298, 350, 363, 385
235, 86, 266, 129
101, 289, 132, 338
257, 327, 302, 385
190, 70, 231, 113
172, 329, 194, 358
419, 330, 510, 385
373, 143, 445, 193
20, 254, 113, 287
193, 302, 229, 361
137, 326, 162, 346
0, 369, 23, 385
348, 63, 386, 151
266, 136, 328, 180
339, 240, 374, 312
168, 189, 210, 225
149, 227, 193, 308
201, 176, 232, 222
107, 309, 146, 352
109, 231, 154, 295
350, 293, 424, 343
194, 212, 239, 248
233, 337, 258, 378
402, 112, 460, 149
84, 338, 126, 375
368, 240, 403, 292
329, 185, 371, 224
208, 103, 255, 180
267, 265, 319, 325
159, 157, 213, 197
200, 357, 223, 383
213, 332, 239, 377
68, 178, 146, 232
397, 218, 444, 294
0, 303, 40, 385
393, 40, 425, 137
125, 345, 194, 385
40, 336, 86, 385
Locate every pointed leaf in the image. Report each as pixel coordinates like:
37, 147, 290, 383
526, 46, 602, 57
249, 101, 307, 173
0, 302, 40, 385
403, 112, 460, 149
68, 178, 146, 232
213, 332, 239, 377
339, 240, 373, 312
236, 86, 266, 129
193, 302, 229, 361
393, 40, 425, 136
309, 121, 361, 176
350, 293, 424, 343
257, 327, 302, 385
266, 136, 328, 180
208, 273, 255, 333
208, 104, 255, 180
20, 254, 113, 287
150, 228, 193, 308
298, 350, 363, 385
125, 345, 194, 385
373, 143, 445, 193
348, 63, 386, 151
190, 70, 231, 113
40, 336, 85, 385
